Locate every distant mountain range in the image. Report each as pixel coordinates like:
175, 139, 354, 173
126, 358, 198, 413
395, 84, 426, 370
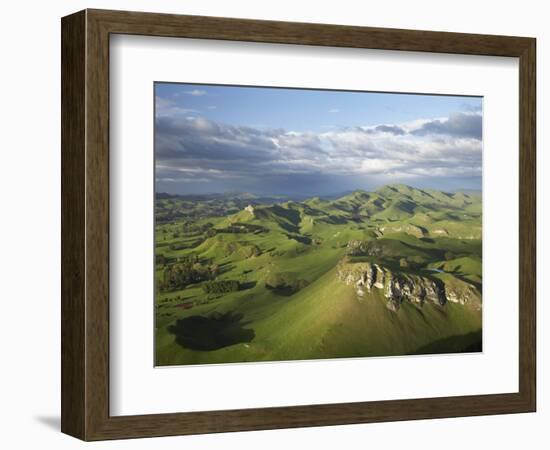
156, 184, 482, 239
156, 184, 481, 203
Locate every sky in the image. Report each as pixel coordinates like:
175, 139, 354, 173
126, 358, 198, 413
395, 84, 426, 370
155, 82, 482, 197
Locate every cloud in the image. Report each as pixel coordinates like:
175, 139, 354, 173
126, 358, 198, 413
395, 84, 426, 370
410, 112, 482, 139
155, 96, 196, 117
155, 113, 482, 194
328, 109, 340, 113
155, 116, 281, 165
185, 89, 207, 96
371, 124, 406, 135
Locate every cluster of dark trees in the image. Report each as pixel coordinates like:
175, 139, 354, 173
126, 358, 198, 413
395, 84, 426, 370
202, 280, 240, 294
265, 272, 309, 295
168, 242, 188, 251
159, 260, 219, 292
168, 239, 204, 251
156, 253, 200, 267
156, 254, 167, 265
181, 222, 214, 233
216, 223, 267, 234
155, 210, 186, 224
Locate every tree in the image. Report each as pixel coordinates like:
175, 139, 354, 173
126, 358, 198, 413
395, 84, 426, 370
444, 251, 455, 261
161, 260, 213, 291
265, 272, 309, 294
202, 280, 240, 294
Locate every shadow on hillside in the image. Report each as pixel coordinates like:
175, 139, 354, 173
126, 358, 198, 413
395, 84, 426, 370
412, 329, 482, 355
169, 311, 255, 351
217, 261, 235, 274
400, 240, 444, 258
239, 281, 257, 290
419, 237, 435, 244
266, 285, 297, 296
286, 233, 312, 245
451, 273, 482, 293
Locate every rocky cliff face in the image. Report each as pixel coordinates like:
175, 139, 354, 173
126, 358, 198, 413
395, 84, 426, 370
336, 262, 480, 312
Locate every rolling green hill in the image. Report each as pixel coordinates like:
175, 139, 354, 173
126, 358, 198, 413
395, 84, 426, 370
155, 184, 482, 366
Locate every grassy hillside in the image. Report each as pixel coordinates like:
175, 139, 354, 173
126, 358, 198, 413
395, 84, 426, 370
155, 184, 482, 366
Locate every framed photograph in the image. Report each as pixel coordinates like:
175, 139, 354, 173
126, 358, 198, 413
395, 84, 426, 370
61, 9, 536, 440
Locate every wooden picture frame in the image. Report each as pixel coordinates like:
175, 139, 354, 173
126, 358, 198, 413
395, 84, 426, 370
61, 9, 536, 441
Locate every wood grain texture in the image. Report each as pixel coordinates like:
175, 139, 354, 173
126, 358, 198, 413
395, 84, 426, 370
518, 39, 536, 409
61, 9, 537, 441
89, 8, 533, 56
61, 10, 86, 439
85, 10, 111, 439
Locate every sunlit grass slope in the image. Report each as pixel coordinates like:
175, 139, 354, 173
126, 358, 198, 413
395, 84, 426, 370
155, 184, 482, 366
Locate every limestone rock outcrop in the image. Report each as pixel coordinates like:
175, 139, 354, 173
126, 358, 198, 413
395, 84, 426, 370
336, 261, 480, 312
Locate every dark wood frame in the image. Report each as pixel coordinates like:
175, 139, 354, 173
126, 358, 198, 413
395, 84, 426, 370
61, 9, 536, 441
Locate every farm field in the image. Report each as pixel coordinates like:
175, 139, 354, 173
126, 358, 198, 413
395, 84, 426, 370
155, 184, 482, 366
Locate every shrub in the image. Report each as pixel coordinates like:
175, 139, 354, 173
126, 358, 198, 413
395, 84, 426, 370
444, 251, 455, 261
202, 280, 240, 294
159, 259, 217, 291
265, 272, 309, 295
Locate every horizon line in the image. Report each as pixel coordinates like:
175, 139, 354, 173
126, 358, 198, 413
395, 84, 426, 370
155, 183, 482, 198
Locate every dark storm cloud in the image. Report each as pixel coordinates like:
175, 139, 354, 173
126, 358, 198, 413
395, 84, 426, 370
372, 124, 406, 135
410, 112, 482, 140
155, 116, 331, 181
155, 116, 280, 162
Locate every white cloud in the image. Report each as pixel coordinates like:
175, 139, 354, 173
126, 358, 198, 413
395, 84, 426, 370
155, 96, 196, 117
155, 112, 482, 187
359, 158, 404, 174
185, 89, 207, 96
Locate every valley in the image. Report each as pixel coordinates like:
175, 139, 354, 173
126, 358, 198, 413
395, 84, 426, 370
155, 184, 482, 366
